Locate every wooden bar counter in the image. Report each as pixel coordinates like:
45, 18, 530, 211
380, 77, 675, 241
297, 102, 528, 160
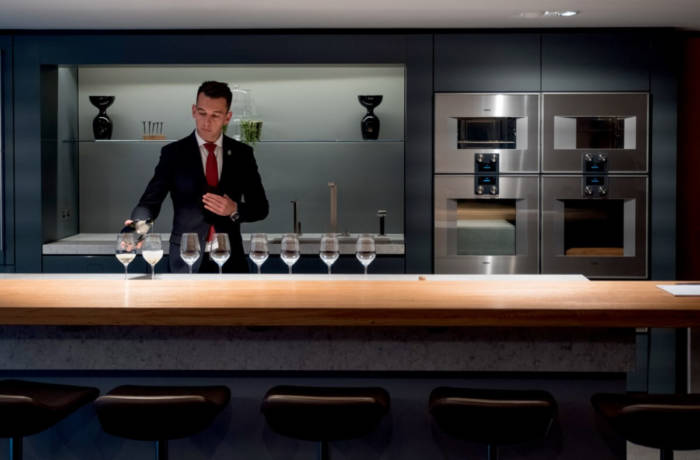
0, 274, 698, 327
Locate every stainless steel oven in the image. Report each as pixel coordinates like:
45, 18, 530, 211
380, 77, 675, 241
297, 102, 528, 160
434, 175, 539, 274
435, 93, 539, 173
541, 175, 647, 278
542, 93, 648, 173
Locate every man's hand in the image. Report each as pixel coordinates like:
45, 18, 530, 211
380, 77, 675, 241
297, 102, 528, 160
203, 193, 238, 216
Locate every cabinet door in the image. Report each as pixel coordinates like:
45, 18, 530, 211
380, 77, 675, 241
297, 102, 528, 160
542, 32, 650, 91
435, 34, 541, 92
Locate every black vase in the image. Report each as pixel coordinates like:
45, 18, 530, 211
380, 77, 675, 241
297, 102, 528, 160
89, 96, 115, 140
358, 95, 383, 140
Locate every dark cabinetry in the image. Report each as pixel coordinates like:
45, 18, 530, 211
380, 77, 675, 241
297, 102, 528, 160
542, 32, 650, 91
434, 32, 651, 93
434, 33, 541, 92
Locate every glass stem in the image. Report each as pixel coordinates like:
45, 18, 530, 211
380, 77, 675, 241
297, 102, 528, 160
124, 265, 128, 280
188, 265, 193, 275
328, 265, 331, 275
364, 266, 368, 275
151, 265, 155, 280
288, 266, 292, 275
218, 265, 223, 275
257, 265, 262, 275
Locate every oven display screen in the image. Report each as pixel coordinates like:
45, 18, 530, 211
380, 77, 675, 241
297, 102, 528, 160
586, 176, 605, 186
477, 176, 497, 185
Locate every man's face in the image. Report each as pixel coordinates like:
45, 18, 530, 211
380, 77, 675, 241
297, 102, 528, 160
192, 93, 232, 142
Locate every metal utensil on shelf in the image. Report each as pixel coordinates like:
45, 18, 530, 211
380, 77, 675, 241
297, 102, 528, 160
291, 200, 302, 234
328, 182, 337, 234
377, 210, 386, 236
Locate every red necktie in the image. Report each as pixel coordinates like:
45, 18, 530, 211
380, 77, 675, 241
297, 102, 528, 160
204, 142, 218, 242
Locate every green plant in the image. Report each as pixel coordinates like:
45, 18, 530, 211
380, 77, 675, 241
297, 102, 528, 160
241, 120, 263, 146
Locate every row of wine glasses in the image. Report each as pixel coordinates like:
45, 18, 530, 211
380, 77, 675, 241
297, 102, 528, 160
115, 233, 164, 280
248, 233, 376, 275
180, 233, 231, 274
116, 232, 232, 278
116, 232, 378, 277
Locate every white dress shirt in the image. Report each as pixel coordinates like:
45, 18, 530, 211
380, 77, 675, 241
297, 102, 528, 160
194, 130, 223, 181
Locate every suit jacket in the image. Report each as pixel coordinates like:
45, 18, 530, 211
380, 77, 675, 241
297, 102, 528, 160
131, 131, 269, 273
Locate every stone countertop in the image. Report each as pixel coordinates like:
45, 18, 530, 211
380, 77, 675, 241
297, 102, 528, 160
42, 232, 405, 255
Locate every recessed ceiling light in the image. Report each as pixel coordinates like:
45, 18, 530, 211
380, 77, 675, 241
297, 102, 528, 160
543, 10, 579, 17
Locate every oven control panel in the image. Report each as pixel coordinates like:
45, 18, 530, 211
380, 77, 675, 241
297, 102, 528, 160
475, 153, 499, 173
475, 175, 499, 196
582, 176, 608, 198
583, 153, 608, 173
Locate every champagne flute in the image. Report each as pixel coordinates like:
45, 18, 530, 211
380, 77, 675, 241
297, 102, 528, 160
115, 232, 137, 280
180, 233, 201, 274
210, 233, 231, 275
142, 234, 163, 280
249, 233, 269, 274
355, 234, 376, 275
280, 233, 300, 275
320, 233, 340, 275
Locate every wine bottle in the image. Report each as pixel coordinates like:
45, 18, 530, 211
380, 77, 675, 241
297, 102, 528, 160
120, 219, 153, 242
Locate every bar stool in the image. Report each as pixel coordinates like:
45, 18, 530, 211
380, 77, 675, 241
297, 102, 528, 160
261, 385, 390, 460
0, 379, 99, 460
95, 384, 230, 460
591, 392, 700, 460
429, 387, 557, 460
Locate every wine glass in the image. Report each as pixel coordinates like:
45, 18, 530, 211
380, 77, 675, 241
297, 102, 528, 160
142, 234, 163, 280
210, 233, 231, 275
249, 233, 269, 274
319, 233, 340, 275
115, 232, 137, 280
280, 233, 300, 275
355, 234, 376, 275
180, 233, 201, 274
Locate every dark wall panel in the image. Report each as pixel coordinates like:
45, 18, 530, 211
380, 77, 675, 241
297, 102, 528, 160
405, 35, 433, 273
435, 33, 541, 92
649, 31, 680, 280
13, 37, 43, 272
677, 37, 700, 280
542, 31, 650, 91
0, 35, 12, 267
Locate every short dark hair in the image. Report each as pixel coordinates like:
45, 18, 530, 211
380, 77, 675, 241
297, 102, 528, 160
196, 81, 232, 109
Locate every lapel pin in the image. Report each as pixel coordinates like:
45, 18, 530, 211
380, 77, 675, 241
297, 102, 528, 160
227, 149, 232, 156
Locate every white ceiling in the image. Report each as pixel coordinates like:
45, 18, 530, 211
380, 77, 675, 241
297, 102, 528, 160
0, 0, 699, 30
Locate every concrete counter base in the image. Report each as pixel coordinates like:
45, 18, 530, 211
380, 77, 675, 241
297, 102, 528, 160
0, 325, 634, 372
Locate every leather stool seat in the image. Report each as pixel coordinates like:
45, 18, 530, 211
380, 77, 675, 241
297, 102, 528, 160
592, 392, 700, 458
261, 385, 390, 442
0, 379, 99, 460
429, 387, 557, 459
95, 385, 230, 441
262, 385, 390, 460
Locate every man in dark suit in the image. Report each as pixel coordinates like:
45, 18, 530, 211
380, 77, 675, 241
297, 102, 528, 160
126, 81, 269, 273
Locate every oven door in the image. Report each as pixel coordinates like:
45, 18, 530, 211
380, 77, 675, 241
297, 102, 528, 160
542, 93, 648, 173
434, 175, 539, 274
435, 93, 539, 174
541, 175, 647, 278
